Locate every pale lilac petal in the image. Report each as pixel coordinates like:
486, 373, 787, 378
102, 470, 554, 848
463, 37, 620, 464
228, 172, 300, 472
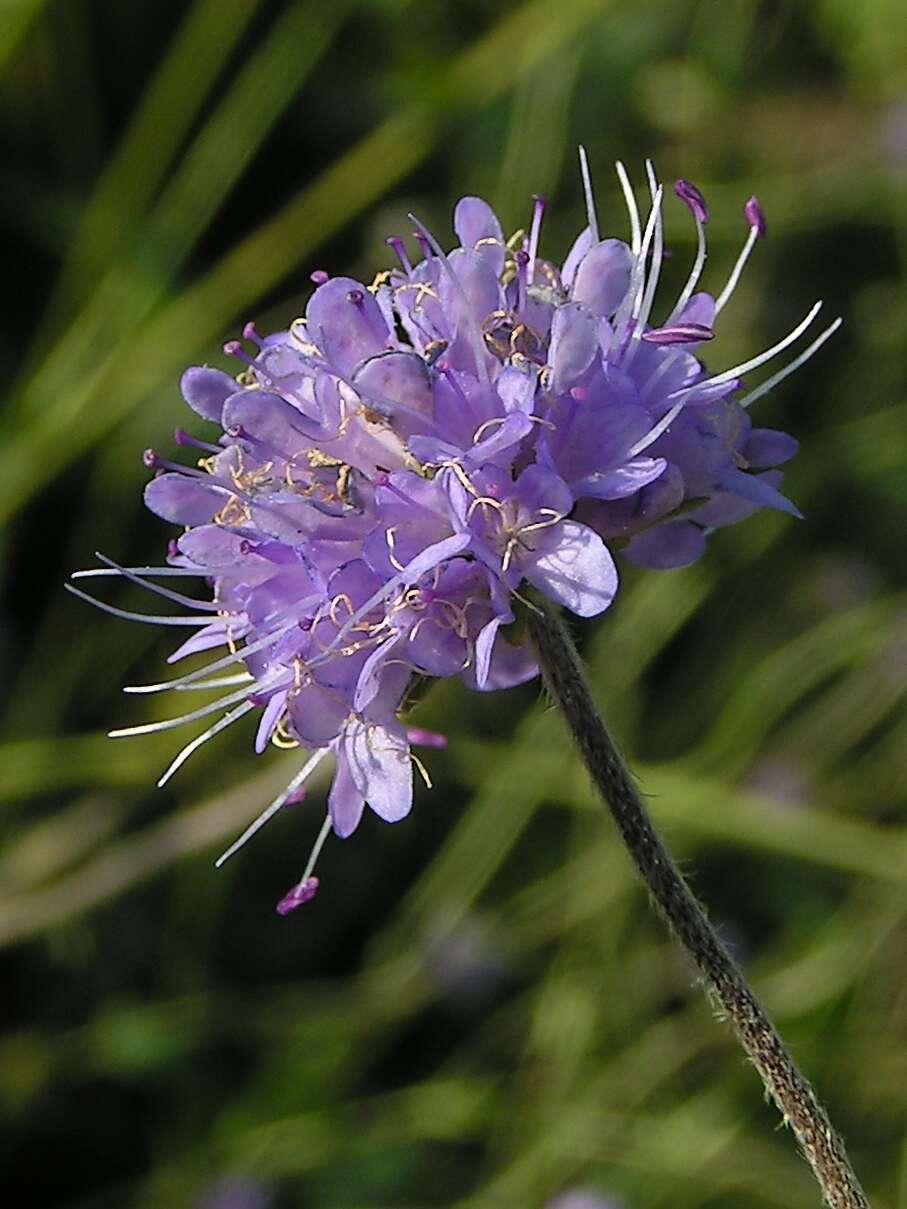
548, 302, 599, 393
571, 238, 633, 317
344, 721, 412, 823
453, 196, 505, 274
180, 366, 236, 423
524, 520, 618, 617
329, 752, 366, 838
144, 473, 224, 526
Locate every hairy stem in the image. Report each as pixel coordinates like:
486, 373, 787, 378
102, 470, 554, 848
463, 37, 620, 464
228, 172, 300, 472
527, 600, 869, 1209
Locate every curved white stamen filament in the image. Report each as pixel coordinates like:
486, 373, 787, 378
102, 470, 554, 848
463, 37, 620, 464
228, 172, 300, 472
739, 316, 842, 409
668, 212, 707, 322
578, 146, 599, 244
147, 618, 302, 692
168, 673, 255, 694
635, 161, 664, 334
72, 566, 213, 578
109, 675, 284, 739
301, 807, 334, 880
92, 553, 220, 611
65, 584, 213, 627
626, 398, 686, 458
215, 748, 330, 867
693, 301, 824, 390
616, 183, 663, 358
157, 700, 256, 788
714, 224, 760, 315
615, 161, 642, 256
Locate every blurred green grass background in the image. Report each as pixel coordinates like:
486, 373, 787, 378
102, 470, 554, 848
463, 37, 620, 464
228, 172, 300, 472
1, 0, 905, 1205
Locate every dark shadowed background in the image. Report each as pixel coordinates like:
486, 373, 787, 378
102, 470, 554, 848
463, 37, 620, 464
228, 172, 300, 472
1, 1, 906, 1206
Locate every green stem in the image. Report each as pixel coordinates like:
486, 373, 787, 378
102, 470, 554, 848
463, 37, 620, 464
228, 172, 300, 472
527, 599, 869, 1209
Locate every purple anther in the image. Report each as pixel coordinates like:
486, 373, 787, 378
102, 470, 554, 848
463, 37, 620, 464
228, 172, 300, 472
173, 428, 191, 446
223, 339, 243, 357
570, 386, 589, 402
242, 321, 262, 346
745, 195, 766, 238
373, 471, 390, 488
142, 448, 158, 468
167, 539, 180, 560
239, 539, 252, 555
283, 786, 308, 807
346, 289, 365, 307
515, 248, 530, 268
642, 323, 715, 345
276, 876, 319, 916
674, 179, 710, 225
406, 726, 448, 749
310, 269, 329, 285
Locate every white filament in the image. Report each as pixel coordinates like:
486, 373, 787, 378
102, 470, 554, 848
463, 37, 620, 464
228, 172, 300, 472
739, 316, 842, 410
64, 584, 212, 627
615, 160, 642, 256
215, 748, 330, 867
714, 224, 759, 315
157, 700, 256, 788
109, 674, 283, 739
578, 146, 599, 244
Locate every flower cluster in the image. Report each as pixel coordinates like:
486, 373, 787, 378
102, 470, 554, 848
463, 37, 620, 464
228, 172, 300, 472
71, 154, 838, 912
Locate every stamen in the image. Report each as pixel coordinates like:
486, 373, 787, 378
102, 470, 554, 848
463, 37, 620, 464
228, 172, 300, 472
216, 748, 330, 867
92, 552, 221, 611
386, 236, 412, 275
310, 270, 329, 285
174, 429, 222, 454
156, 700, 256, 787
615, 161, 642, 256
109, 676, 280, 739
72, 566, 213, 579
578, 146, 599, 244
738, 316, 841, 410
527, 195, 546, 284
714, 196, 767, 315
64, 584, 215, 627
667, 181, 709, 324
694, 301, 824, 390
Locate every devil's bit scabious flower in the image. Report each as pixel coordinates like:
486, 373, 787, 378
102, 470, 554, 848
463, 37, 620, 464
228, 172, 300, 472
70, 152, 839, 913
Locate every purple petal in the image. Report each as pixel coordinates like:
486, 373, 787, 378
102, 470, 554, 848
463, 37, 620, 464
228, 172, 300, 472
571, 239, 633, 317
524, 520, 618, 618
744, 428, 799, 468
306, 276, 391, 373
329, 752, 366, 838
177, 525, 248, 566
574, 457, 667, 501
344, 721, 412, 823
453, 196, 505, 274
715, 466, 802, 518
548, 302, 600, 394
561, 227, 594, 289
352, 351, 432, 422
622, 519, 707, 569
180, 366, 236, 423
144, 473, 224, 526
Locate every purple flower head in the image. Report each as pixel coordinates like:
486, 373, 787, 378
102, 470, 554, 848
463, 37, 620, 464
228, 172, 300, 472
70, 151, 836, 909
